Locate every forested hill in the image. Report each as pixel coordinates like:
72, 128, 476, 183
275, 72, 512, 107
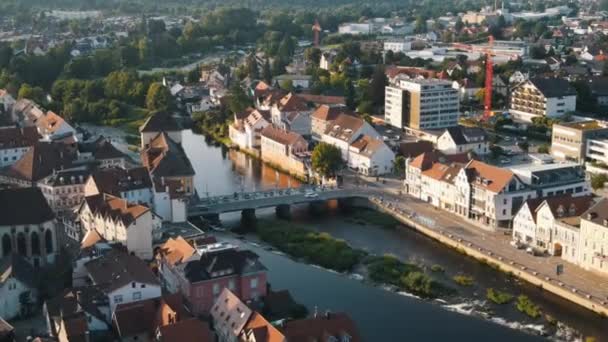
0, 0, 490, 17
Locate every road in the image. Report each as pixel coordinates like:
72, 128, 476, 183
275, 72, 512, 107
343, 174, 608, 313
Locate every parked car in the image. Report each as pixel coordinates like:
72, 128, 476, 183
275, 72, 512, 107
510, 240, 525, 249
304, 192, 319, 198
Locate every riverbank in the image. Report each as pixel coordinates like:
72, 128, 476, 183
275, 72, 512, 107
365, 196, 608, 318
245, 215, 571, 338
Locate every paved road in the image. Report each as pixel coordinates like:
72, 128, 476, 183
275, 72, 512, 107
344, 174, 608, 312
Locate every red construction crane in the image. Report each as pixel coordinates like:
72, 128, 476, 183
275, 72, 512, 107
312, 20, 322, 48
483, 35, 494, 119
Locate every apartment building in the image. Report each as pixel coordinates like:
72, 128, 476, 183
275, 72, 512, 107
311, 105, 350, 140
260, 125, 309, 178
551, 120, 608, 163
158, 241, 267, 316
385, 76, 459, 130
510, 78, 576, 122
383, 38, 412, 53
513, 195, 595, 258
270, 93, 313, 137
0, 126, 40, 168
508, 156, 590, 198
78, 194, 161, 259
37, 168, 89, 212
579, 199, 608, 275
228, 109, 270, 150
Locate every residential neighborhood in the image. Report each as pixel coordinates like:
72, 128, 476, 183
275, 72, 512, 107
5, 0, 608, 340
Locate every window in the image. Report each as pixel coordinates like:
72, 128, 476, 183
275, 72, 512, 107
133, 292, 142, 300
250, 277, 258, 289
114, 295, 123, 303
213, 283, 220, 295
228, 279, 236, 290
132, 282, 136, 288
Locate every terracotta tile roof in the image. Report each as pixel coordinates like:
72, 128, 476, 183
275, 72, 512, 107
261, 125, 305, 147
1, 141, 75, 182
36, 111, 67, 134
323, 113, 365, 142
276, 93, 308, 112
141, 133, 195, 178
139, 112, 181, 133
0, 187, 55, 225
311, 105, 350, 121
281, 313, 361, 342
82, 193, 150, 227
440, 164, 462, 184
254, 81, 272, 98
421, 162, 452, 181
465, 160, 515, 193
385, 66, 436, 79
88, 167, 152, 196
350, 135, 387, 157
0, 126, 40, 149
45, 286, 108, 328
262, 89, 289, 107
298, 94, 345, 105
159, 236, 197, 266
158, 318, 212, 342
242, 312, 286, 342
80, 229, 104, 249
409, 152, 439, 170
84, 249, 159, 292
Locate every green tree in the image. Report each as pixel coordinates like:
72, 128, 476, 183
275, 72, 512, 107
537, 144, 550, 154
17, 83, 45, 104
246, 53, 259, 80
304, 47, 322, 66
344, 79, 356, 110
414, 16, 427, 34
312, 142, 344, 178
227, 83, 251, 114
263, 58, 272, 84
369, 65, 388, 107
455, 18, 464, 32
393, 156, 406, 177
517, 141, 529, 153
591, 174, 608, 190
146, 82, 174, 111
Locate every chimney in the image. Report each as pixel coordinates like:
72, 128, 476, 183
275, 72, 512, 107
84, 330, 90, 342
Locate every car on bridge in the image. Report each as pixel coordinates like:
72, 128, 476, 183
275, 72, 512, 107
304, 191, 318, 198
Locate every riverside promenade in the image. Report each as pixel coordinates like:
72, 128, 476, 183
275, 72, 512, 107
348, 176, 608, 317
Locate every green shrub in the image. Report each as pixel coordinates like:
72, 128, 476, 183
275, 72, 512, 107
452, 274, 474, 287
400, 271, 441, 297
486, 288, 513, 304
430, 264, 444, 273
516, 295, 541, 318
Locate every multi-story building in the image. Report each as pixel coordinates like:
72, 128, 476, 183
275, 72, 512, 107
321, 113, 379, 160
0, 141, 76, 187
510, 78, 577, 122
76, 137, 128, 169
383, 38, 412, 53
508, 155, 590, 198
436, 126, 489, 155
37, 168, 90, 212
141, 132, 195, 223
139, 111, 182, 148
347, 135, 395, 176
0, 254, 37, 320
0, 126, 40, 168
311, 105, 349, 140
260, 125, 309, 178
228, 109, 270, 151
551, 120, 608, 163
211, 288, 285, 342
579, 199, 608, 275
84, 166, 154, 208
159, 242, 267, 316
454, 160, 535, 228
0, 188, 58, 267
270, 93, 312, 137
385, 76, 459, 130
512, 195, 595, 257
78, 194, 161, 259
83, 249, 161, 313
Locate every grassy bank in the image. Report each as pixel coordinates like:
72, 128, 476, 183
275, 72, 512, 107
346, 209, 401, 229
256, 220, 366, 272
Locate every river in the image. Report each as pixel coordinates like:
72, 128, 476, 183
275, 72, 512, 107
181, 129, 607, 341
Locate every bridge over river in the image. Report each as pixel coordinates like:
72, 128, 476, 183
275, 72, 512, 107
188, 186, 364, 220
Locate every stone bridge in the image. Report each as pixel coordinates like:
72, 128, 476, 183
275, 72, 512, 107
188, 186, 362, 221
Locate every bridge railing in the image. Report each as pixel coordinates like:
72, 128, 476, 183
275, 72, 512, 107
194, 185, 340, 206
